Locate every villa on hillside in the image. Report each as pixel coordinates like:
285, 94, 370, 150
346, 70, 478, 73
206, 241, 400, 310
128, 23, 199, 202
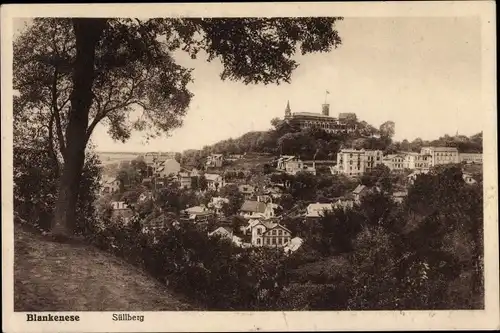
277, 155, 316, 175
283, 101, 357, 134
181, 205, 213, 222
239, 200, 277, 220
244, 219, 292, 248
383, 154, 406, 172
206, 154, 224, 168
238, 184, 256, 199
100, 177, 121, 195
110, 201, 134, 223
208, 226, 244, 247
459, 153, 483, 164
205, 173, 224, 191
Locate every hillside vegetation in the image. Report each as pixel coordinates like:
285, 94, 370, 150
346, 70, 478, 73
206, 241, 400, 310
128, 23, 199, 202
14, 223, 195, 311
181, 118, 483, 168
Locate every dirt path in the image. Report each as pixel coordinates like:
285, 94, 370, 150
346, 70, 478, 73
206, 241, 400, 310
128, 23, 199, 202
14, 224, 196, 311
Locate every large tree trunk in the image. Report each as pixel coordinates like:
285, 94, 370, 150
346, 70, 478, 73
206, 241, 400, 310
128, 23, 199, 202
51, 18, 107, 238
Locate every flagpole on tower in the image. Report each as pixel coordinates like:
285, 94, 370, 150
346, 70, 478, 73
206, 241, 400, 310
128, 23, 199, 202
325, 90, 330, 104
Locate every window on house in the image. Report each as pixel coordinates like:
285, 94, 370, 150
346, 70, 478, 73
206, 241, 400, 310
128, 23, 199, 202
278, 238, 282, 245
257, 238, 261, 245
272, 238, 276, 245
257, 228, 262, 235
278, 230, 282, 236
266, 238, 270, 245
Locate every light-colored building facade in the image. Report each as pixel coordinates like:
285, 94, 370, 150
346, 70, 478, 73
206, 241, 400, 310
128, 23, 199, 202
383, 154, 406, 172
420, 146, 460, 166
334, 149, 384, 176
459, 153, 483, 164
100, 177, 121, 195
206, 154, 224, 168
404, 152, 431, 171
247, 220, 291, 248
284, 101, 357, 134
205, 173, 224, 191
277, 156, 316, 175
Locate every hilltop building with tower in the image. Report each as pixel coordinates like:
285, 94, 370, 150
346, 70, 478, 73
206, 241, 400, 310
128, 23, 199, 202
283, 100, 357, 134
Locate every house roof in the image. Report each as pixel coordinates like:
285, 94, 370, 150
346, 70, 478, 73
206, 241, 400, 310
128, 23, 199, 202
183, 206, 207, 214
240, 200, 267, 213
306, 203, 334, 217
238, 184, 255, 193
422, 146, 459, 152
352, 184, 367, 195
209, 226, 233, 236
205, 173, 222, 181
292, 112, 335, 119
263, 223, 291, 234
284, 237, 304, 253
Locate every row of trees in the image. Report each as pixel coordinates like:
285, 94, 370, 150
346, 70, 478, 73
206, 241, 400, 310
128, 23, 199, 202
92, 164, 484, 310
277, 165, 483, 310
14, 17, 344, 237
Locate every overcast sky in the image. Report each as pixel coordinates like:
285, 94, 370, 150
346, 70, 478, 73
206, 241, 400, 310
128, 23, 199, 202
14, 17, 483, 153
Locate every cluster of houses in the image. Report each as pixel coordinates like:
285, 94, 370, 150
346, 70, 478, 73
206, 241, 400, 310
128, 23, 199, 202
205, 153, 245, 168
277, 146, 482, 178
98, 146, 481, 254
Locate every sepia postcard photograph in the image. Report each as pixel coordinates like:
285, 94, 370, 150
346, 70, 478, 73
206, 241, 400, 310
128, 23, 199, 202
1, 2, 499, 332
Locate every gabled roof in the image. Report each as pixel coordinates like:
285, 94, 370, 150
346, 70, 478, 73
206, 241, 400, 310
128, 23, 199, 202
240, 200, 267, 213
209, 226, 233, 236
263, 223, 291, 235
205, 173, 222, 181
352, 184, 367, 195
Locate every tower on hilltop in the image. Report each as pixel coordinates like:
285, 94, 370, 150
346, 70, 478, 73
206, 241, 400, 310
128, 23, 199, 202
284, 100, 291, 119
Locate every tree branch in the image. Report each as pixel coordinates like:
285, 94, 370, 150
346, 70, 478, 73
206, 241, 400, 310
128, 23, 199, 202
85, 75, 146, 142
48, 112, 61, 177
51, 67, 67, 160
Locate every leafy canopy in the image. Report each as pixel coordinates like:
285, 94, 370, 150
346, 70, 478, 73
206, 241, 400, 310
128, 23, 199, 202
14, 17, 343, 153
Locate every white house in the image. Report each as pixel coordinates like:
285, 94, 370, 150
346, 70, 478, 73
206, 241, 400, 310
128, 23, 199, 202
100, 177, 121, 195
246, 220, 291, 248
204, 173, 224, 191
332, 197, 354, 210
240, 200, 276, 220
110, 201, 133, 223
462, 173, 477, 185
284, 237, 304, 254
208, 196, 230, 216
206, 154, 224, 168
459, 153, 482, 164
305, 203, 334, 218
382, 154, 406, 172
420, 146, 460, 166
181, 205, 213, 222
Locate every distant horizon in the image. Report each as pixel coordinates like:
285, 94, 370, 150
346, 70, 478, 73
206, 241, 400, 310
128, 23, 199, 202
94, 128, 482, 155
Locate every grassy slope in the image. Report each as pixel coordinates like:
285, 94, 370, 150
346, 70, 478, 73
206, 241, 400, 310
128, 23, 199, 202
14, 224, 197, 311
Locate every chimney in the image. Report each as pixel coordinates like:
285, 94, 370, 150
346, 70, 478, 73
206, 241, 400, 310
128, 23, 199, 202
322, 103, 330, 116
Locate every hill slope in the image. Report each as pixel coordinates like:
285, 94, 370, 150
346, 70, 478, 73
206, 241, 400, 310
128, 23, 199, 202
14, 224, 196, 311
